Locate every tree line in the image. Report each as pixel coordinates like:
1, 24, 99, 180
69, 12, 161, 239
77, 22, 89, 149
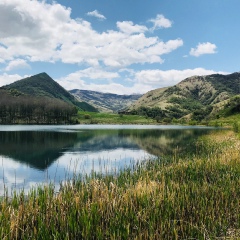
129, 105, 214, 123
0, 90, 77, 124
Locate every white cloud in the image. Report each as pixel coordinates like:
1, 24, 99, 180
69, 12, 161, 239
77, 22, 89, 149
63, 80, 152, 95
149, 14, 172, 31
87, 10, 106, 20
0, 0, 71, 62
61, 67, 119, 81
57, 67, 120, 90
0, 45, 11, 62
57, 68, 151, 94
0, 73, 28, 86
5, 59, 30, 71
56, 67, 228, 95
58, 78, 133, 94
134, 68, 228, 88
190, 42, 217, 57
142, 39, 183, 59
0, 1, 182, 68
117, 21, 148, 34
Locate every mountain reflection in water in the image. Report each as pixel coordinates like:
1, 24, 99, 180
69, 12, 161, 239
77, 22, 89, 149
0, 125, 216, 194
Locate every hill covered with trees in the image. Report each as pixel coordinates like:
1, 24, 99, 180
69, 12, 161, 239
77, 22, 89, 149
3, 72, 97, 112
0, 73, 97, 124
0, 88, 78, 124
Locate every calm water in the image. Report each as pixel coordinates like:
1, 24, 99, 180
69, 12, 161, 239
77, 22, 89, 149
0, 125, 218, 195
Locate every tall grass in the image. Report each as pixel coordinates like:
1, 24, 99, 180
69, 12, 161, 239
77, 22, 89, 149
233, 121, 240, 133
0, 130, 240, 239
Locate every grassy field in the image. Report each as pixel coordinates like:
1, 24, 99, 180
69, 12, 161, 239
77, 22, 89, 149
208, 113, 240, 127
76, 111, 240, 127
0, 130, 240, 239
77, 111, 156, 124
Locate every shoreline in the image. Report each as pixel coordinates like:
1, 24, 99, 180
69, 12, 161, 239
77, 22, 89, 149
0, 129, 239, 239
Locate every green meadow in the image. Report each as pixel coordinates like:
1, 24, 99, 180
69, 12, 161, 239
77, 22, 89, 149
77, 111, 156, 124
75, 108, 240, 126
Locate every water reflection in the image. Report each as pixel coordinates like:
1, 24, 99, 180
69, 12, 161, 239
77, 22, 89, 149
0, 131, 78, 169
0, 125, 215, 195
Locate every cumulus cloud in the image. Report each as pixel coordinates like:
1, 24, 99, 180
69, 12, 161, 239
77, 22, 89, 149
57, 78, 140, 95
0, 0, 182, 68
0, 44, 11, 62
5, 59, 30, 71
190, 42, 217, 57
0, 0, 71, 62
60, 67, 119, 81
134, 68, 228, 88
56, 67, 151, 94
117, 21, 148, 34
149, 14, 172, 31
2, 1, 222, 95
142, 39, 183, 59
56, 67, 228, 94
57, 67, 119, 90
87, 10, 106, 20
0, 73, 28, 86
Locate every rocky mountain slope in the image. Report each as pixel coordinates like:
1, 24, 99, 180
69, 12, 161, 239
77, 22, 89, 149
129, 72, 240, 120
70, 89, 142, 112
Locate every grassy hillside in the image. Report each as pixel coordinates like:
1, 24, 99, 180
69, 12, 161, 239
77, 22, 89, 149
129, 72, 240, 122
70, 89, 141, 113
3, 73, 97, 112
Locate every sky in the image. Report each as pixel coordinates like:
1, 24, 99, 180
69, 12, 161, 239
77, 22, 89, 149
0, 0, 239, 94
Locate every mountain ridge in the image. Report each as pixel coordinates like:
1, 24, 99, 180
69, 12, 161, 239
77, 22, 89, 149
70, 89, 142, 112
129, 72, 240, 120
3, 72, 97, 112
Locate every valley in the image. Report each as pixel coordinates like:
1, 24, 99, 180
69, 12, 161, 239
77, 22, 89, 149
0, 72, 240, 126
70, 89, 141, 113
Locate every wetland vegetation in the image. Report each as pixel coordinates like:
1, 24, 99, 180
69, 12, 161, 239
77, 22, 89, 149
0, 129, 240, 239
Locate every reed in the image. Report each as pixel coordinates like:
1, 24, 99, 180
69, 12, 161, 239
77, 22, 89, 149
0, 130, 240, 239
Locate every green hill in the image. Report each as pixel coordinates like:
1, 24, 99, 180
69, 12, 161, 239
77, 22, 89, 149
129, 72, 240, 121
3, 72, 97, 112
0, 87, 78, 124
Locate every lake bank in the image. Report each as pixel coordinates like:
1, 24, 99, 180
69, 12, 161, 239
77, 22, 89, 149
0, 129, 240, 239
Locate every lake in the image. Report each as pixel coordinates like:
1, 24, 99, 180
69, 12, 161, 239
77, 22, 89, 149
0, 125, 219, 195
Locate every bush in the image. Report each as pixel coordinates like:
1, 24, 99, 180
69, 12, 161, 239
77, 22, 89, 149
163, 117, 172, 123
189, 120, 197, 125
84, 114, 91, 119
233, 121, 240, 133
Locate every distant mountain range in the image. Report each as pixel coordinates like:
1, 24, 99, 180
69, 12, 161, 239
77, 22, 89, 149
1, 71, 240, 123
70, 89, 142, 113
3, 72, 97, 112
129, 72, 240, 120
2, 73, 142, 113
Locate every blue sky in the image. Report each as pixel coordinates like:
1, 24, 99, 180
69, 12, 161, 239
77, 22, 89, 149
0, 0, 239, 94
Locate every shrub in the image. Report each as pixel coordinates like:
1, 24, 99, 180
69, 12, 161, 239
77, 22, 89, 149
233, 121, 240, 133
84, 114, 91, 119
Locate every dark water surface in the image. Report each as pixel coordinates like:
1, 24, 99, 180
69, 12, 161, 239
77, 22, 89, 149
0, 125, 218, 195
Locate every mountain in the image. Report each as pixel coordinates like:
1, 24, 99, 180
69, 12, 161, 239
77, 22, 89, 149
129, 72, 240, 120
3, 72, 97, 112
70, 89, 142, 112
